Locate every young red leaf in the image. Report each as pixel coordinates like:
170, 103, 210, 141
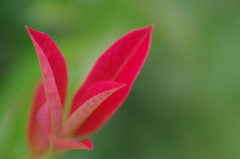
70, 25, 153, 137
26, 27, 68, 133
27, 81, 46, 155
62, 81, 126, 137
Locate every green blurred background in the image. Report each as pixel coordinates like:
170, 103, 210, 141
1, 0, 240, 158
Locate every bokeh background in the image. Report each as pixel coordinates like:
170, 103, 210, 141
1, 0, 240, 159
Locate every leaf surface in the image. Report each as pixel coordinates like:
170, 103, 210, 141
26, 27, 68, 133
62, 81, 126, 137
37, 101, 51, 150
70, 25, 153, 137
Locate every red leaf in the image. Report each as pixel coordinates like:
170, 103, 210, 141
70, 25, 153, 137
26, 27, 68, 133
27, 81, 46, 155
62, 81, 126, 137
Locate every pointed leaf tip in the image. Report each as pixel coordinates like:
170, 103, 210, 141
141, 24, 154, 31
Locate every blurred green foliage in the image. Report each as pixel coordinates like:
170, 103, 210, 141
1, 0, 240, 158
